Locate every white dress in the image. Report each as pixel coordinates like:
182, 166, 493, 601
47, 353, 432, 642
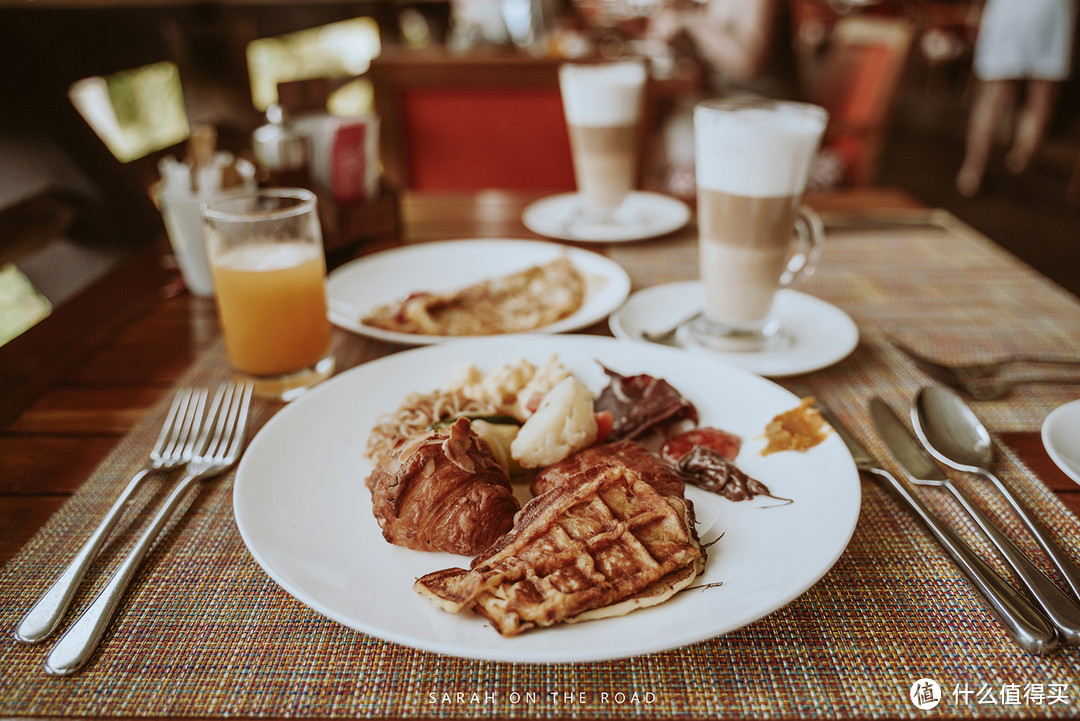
974, 0, 1077, 81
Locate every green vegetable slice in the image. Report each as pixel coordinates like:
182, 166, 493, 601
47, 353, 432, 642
428, 415, 521, 431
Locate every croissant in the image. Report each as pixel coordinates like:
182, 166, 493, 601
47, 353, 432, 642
365, 417, 519, 555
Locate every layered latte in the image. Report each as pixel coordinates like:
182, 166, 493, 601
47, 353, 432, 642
559, 60, 646, 214
693, 100, 827, 331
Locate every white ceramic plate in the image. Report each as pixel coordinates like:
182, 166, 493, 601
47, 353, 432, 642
522, 191, 691, 243
234, 335, 861, 663
609, 281, 860, 378
326, 239, 631, 344
1042, 399, 1080, 485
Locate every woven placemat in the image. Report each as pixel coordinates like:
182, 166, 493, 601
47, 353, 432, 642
2, 217, 1080, 718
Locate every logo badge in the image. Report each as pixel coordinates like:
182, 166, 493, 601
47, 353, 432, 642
910, 679, 942, 710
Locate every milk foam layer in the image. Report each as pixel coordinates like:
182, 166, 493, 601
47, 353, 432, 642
695, 102, 826, 197
215, 241, 320, 272
560, 61, 646, 127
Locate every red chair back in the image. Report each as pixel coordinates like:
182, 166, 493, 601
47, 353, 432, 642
401, 87, 574, 191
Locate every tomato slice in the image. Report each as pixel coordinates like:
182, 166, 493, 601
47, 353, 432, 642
660, 427, 742, 464
594, 411, 614, 444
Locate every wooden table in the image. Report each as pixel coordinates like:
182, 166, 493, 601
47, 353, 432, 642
1, 187, 1076, 569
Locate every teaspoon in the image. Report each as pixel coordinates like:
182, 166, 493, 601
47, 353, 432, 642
641, 311, 702, 345
912, 386, 1080, 604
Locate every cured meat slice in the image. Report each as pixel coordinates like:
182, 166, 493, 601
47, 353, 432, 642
415, 461, 706, 636
365, 417, 519, 555
592, 366, 697, 441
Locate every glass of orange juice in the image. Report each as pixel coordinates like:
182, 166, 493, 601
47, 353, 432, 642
200, 188, 334, 400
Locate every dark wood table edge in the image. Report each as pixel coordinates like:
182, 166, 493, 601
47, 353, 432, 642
0, 241, 178, 429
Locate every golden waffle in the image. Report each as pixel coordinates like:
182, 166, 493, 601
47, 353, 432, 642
414, 461, 705, 636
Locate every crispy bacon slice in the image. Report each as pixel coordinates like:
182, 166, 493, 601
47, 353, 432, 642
675, 446, 789, 504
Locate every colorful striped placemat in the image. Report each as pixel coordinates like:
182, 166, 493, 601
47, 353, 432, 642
2, 216, 1079, 718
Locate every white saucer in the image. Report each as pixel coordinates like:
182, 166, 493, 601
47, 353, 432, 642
1042, 399, 1080, 485
609, 281, 859, 377
522, 191, 691, 243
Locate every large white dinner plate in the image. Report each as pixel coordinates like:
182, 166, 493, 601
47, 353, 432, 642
326, 239, 631, 344
233, 335, 861, 663
1042, 399, 1080, 485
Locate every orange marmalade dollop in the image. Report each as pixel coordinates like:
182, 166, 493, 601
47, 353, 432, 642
761, 397, 830, 456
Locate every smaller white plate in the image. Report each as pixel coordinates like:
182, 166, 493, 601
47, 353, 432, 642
522, 191, 691, 243
609, 281, 859, 377
1042, 399, 1080, 485
327, 239, 630, 345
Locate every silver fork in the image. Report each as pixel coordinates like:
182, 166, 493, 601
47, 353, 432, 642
888, 337, 1080, 400
43, 382, 253, 677
889, 336, 1080, 380
15, 388, 208, 644
938, 376, 1080, 402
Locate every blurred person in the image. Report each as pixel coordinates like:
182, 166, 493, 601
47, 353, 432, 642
955, 0, 1078, 197
645, 0, 800, 100
643, 0, 800, 195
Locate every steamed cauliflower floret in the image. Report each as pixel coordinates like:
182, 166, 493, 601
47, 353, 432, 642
446, 355, 571, 420
511, 376, 597, 469
512, 355, 571, 419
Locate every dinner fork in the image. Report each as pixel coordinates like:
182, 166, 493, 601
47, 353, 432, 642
889, 336, 1080, 380
889, 338, 1080, 400
43, 382, 253, 677
937, 376, 1080, 402
14, 388, 207, 644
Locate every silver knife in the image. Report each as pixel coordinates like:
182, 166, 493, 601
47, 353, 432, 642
807, 396, 1056, 654
870, 397, 1080, 644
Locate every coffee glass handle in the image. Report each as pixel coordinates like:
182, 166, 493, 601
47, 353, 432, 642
779, 205, 825, 287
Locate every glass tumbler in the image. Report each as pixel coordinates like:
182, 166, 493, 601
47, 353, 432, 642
201, 188, 334, 400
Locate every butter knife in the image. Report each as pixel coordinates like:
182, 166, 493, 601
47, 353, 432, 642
870, 397, 1080, 645
808, 397, 1056, 654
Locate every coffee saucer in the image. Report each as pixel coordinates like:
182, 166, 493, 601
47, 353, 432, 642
522, 191, 691, 243
609, 281, 859, 377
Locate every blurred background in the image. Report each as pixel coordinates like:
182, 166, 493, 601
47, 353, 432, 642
0, 0, 1078, 347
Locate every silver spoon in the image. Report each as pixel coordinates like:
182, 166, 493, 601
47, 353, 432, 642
912, 386, 1080, 604
641, 311, 701, 345
872, 397, 1080, 644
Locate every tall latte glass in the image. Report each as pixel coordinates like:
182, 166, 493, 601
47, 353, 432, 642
692, 97, 828, 351
201, 188, 334, 400
559, 59, 647, 222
